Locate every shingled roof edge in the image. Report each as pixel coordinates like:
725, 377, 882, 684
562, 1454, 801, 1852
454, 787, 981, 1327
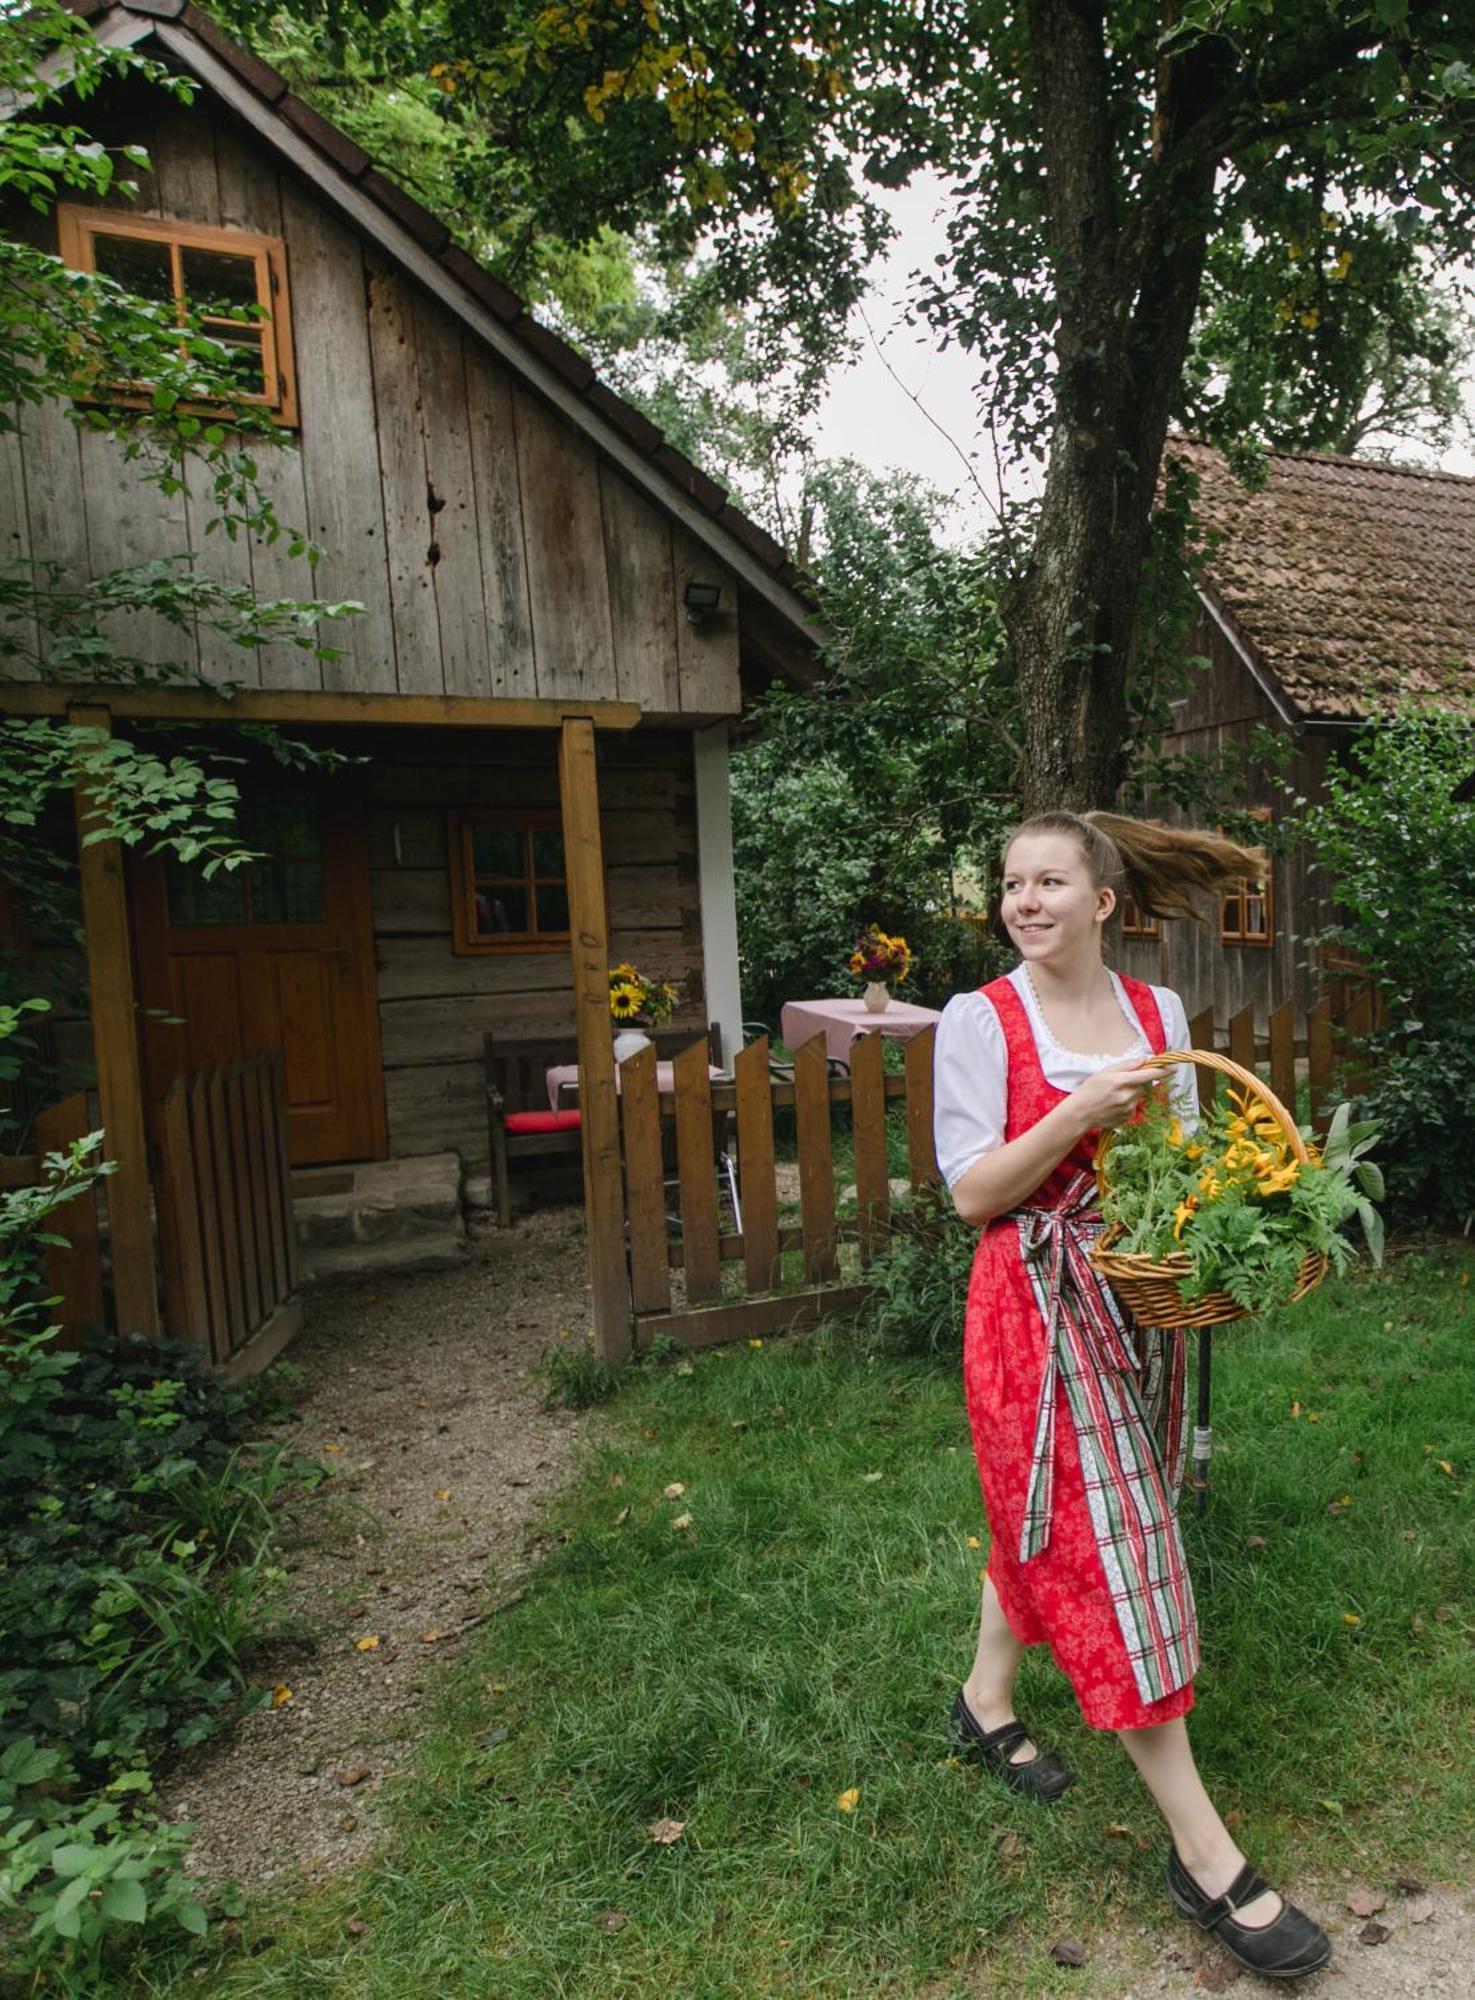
86, 0, 822, 663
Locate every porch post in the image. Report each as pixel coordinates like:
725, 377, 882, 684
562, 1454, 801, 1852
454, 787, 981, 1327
69, 703, 159, 1338
559, 717, 632, 1360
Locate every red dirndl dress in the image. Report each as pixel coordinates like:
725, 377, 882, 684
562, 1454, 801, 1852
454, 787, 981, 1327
962, 974, 1199, 1731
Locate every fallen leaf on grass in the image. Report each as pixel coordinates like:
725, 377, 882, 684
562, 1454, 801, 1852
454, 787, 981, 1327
324, 1443, 343, 1455
647, 1818, 685, 1845
355, 1634, 380, 1652
597, 1908, 627, 1933
748, 1338, 763, 1349
997, 1830, 1026, 1859
966, 1535, 981, 1550
1342, 1613, 1362, 1627
836, 1788, 860, 1812
670, 1513, 693, 1530
1244, 1535, 1267, 1551
1346, 1887, 1386, 1918
861, 1471, 884, 1483
1434, 1605, 1455, 1622
338, 1814, 358, 1832
1106, 1823, 1133, 1840
270, 1684, 292, 1708
1048, 1939, 1087, 1967
435, 1489, 451, 1503
1437, 1460, 1456, 1476
1396, 1874, 1427, 1895
1405, 1896, 1435, 1924
1358, 1921, 1391, 1946
345, 1917, 368, 1938
419, 1629, 442, 1644
613, 1506, 631, 1526
663, 1482, 686, 1499
1327, 1497, 1354, 1516
338, 1767, 373, 1788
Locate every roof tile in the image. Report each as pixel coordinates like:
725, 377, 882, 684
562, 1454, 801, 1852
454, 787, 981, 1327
655, 444, 727, 516
358, 170, 451, 254
179, 5, 288, 100
514, 314, 596, 393
1170, 438, 1475, 721
439, 245, 522, 323
586, 382, 662, 454
280, 94, 371, 178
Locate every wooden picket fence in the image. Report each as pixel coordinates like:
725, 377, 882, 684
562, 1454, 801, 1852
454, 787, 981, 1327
155, 1048, 302, 1379
619, 1030, 940, 1352
618, 982, 1376, 1353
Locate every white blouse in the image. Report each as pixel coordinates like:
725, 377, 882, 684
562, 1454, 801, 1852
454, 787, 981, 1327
932, 964, 1198, 1190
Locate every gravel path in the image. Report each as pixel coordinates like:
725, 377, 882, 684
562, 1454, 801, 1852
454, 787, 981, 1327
156, 1206, 593, 1894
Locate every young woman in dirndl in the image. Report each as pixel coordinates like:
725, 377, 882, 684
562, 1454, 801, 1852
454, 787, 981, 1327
932, 810, 1331, 1982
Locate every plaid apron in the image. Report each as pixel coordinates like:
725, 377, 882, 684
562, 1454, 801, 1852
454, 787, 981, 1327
960, 972, 1198, 1722
1015, 1169, 1198, 1707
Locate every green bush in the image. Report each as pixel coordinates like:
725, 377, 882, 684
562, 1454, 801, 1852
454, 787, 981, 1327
857, 1186, 978, 1359
1298, 713, 1475, 1226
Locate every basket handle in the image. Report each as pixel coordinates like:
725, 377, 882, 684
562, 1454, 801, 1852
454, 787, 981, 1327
1094, 1047, 1311, 1196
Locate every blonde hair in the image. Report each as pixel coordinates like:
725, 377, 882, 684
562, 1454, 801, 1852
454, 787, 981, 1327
1004, 810, 1266, 923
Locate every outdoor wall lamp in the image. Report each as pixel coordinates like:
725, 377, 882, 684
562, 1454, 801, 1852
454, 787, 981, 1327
683, 578, 724, 625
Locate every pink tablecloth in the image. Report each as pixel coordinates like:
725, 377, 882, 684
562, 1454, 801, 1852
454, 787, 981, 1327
779, 996, 942, 1068
545, 1062, 724, 1110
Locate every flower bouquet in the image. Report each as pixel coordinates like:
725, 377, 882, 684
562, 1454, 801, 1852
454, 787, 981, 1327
847, 926, 916, 987
1092, 1054, 1383, 1326
608, 961, 679, 1027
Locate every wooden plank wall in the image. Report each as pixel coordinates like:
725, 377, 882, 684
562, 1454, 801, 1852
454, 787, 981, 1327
1114, 606, 1340, 1027
364, 726, 707, 1166
0, 82, 742, 717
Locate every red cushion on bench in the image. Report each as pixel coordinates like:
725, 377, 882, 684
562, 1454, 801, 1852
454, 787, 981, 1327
502, 1109, 583, 1135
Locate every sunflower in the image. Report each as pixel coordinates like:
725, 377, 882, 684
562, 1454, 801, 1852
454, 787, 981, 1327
609, 981, 644, 1021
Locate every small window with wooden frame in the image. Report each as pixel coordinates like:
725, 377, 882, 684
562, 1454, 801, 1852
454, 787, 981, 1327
1119, 891, 1162, 939
56, 205, 298, 425
1219, 810, 1274, 947
449, 811, 570, 954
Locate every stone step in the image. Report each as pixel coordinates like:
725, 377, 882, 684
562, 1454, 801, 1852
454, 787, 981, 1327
299, 1228, 469, 1289
293, 1152, 463, 1255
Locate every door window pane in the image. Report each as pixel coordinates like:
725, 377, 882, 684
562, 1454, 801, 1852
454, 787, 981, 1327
253, 860, 325, 926
166, 859, 247, 927
92, 231, 175, 305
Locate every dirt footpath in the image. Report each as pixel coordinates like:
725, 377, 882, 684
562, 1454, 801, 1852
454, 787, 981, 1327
157, 1207, 594, 1893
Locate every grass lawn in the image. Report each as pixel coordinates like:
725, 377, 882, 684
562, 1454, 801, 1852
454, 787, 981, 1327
165, 1249, 1474, 1999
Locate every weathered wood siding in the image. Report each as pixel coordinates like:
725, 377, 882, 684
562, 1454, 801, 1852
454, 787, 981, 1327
1114, 604, 1338, 1025
363, 727, 705, 1166
0, 81, 740, 715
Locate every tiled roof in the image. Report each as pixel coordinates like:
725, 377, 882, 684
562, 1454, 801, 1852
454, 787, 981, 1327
1167, 437, 1475, 721
60, 0, 821, 667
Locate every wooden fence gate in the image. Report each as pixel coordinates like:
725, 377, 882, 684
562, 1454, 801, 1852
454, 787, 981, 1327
618, 1030, 940, 1352
155, 1048, 302, 1379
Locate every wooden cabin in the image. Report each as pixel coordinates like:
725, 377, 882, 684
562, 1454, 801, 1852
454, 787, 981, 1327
0, 0, 823, 1355
1116, 439, 1475, 1024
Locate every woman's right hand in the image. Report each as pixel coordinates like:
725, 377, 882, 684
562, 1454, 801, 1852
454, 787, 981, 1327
1071, 1060, 1159, 1132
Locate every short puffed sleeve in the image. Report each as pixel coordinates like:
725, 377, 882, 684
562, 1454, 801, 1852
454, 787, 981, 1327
932, 991, 1009, 1189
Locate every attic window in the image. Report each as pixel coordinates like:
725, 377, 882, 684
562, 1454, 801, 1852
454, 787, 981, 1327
1219, 810, 1274, 948
56, 205, 298, 426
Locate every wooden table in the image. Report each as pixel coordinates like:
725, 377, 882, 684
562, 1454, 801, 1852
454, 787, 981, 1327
779, 996, 942, 1069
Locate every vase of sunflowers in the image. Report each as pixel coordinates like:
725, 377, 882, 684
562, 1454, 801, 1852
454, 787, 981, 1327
608, 960, 679, 1059
1091, 1050, 1383, 1328
848, 926, 916, 1013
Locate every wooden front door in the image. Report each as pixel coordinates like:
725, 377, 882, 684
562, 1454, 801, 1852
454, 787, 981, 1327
133, 783, 387, 1166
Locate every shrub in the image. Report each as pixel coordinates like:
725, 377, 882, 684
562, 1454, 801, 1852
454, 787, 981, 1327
1298, 713, 1475, 1226
857, 1186, 977, 1359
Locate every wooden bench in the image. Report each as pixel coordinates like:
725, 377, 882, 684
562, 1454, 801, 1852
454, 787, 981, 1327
484, 1026, 722, 1228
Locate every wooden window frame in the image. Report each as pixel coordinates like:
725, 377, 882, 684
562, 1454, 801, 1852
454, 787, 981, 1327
1119, 891, 1162, 940
1219, 810, 1274, 948
449, 808, 571, 956
55, 204, 299, 427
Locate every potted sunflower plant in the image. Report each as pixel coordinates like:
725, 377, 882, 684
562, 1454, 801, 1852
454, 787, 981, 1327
608, 961, 680, 1060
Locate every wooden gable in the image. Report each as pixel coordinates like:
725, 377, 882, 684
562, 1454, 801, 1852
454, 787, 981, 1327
1, 66, 789, 718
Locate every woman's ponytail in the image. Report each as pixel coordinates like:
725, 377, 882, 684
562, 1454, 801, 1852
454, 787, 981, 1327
1006, 809, 1266, 923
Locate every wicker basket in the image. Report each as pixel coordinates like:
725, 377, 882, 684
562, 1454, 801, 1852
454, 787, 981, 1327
1089, 1048, 1329, 1330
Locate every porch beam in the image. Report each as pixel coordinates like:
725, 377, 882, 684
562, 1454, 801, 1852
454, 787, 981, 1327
70, 703, 160, 1339
559, 717, 632, 1361
0, 686, 643, 731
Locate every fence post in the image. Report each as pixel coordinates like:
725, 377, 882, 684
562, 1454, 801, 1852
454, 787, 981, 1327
157, 1078, 210, 1351
793, 1034, 837, 1283
1228, 1003, 1256, 1078
1268, 1001, 1296, 1116
1307, 998, 1333, 1134
621, 1043, 671, 1317
1187, 1007, 1218, 1111
849, 1030, 889, 1264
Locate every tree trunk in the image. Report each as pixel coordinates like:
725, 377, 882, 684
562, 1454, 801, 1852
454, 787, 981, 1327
1004, 0, 1230, 814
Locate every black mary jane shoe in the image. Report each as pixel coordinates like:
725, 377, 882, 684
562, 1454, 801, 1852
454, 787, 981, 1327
1166, 1848, 1332, 1981
948, 1692, 1073, 1803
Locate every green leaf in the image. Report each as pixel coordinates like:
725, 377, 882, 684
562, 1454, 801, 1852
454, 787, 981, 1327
177, 1899, 209, 1936
101, 1877, 147, 1924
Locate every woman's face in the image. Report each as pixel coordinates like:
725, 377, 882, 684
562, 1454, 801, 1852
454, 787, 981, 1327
1000, 832, 1115, 966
